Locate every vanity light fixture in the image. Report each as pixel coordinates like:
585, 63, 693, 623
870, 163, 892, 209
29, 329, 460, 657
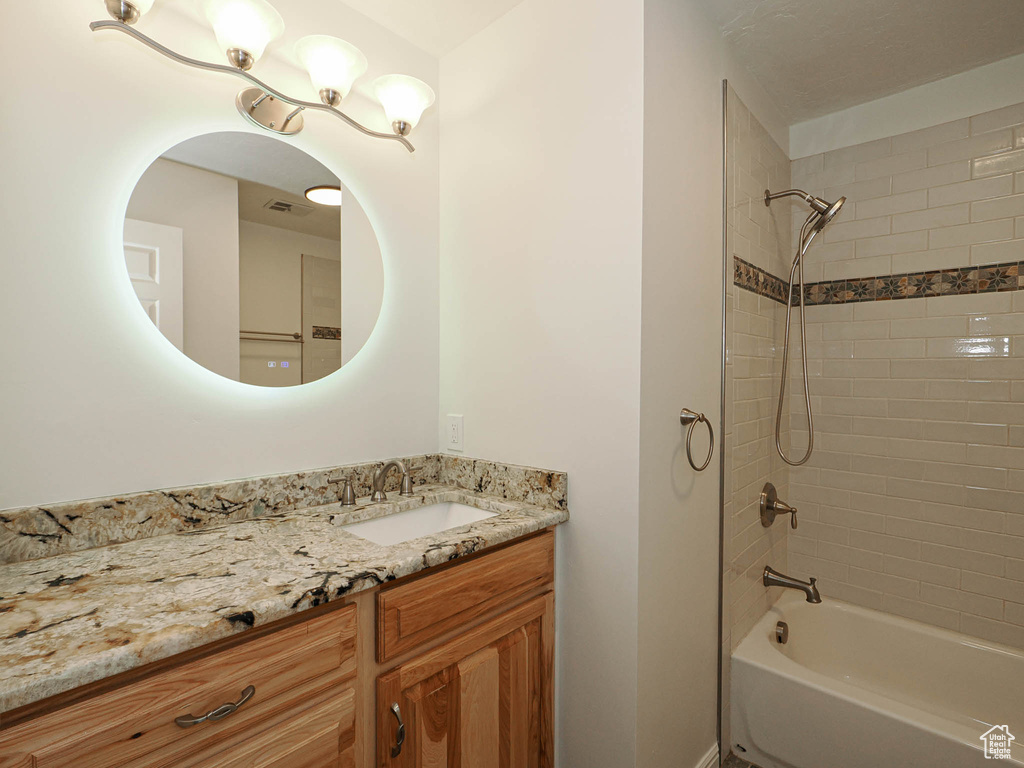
89, 0, 433, 152
304, 185, 342, 206
104, 0, 154, 24
203, 0, 284, 72
295, 35, 367, 108
373, 75, 436, 137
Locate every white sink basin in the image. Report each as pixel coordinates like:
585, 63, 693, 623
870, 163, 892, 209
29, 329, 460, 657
341, 502, 498, 546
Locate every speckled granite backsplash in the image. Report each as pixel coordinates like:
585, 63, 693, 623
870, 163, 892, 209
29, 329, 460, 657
0, 455, 567, 565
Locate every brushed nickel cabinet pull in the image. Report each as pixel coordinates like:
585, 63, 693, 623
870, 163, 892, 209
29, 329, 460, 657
390, 702, 406, 757
174, 685, 256, 728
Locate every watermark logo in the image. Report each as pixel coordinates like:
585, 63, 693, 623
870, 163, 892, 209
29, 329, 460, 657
981, 725, 1015, 760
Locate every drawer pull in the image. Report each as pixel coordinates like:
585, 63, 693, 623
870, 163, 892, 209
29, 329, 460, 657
174, 685, 256, 728
389, 702, 406, 757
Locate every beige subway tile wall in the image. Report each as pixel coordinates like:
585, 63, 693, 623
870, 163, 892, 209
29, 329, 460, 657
724, 86, 791, 658
785, 101, 1024, 650
722, 84, 795, 753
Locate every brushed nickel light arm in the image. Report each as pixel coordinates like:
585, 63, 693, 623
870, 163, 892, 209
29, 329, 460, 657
89, 19, 416, 153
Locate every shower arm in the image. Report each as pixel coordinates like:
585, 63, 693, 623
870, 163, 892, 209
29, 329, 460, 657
765, 188, 831, 216
765, 188, 813, 203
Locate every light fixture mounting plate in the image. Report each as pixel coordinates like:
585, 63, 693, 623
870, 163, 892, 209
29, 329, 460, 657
235, 87, 304, 136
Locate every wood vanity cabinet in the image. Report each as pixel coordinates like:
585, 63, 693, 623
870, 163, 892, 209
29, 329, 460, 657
374, 532, 554, 768
0, 530, 554, 768
0, 605, 359, 768
375, 593, 553, 768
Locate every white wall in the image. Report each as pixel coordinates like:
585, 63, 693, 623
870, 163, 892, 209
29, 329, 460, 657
127, 158, 240, 380
0, 0, 439, 508
637, 3, 789, 767
791, 52, 1024, 159
440, 0, 787, 765
439, 0, 645, 764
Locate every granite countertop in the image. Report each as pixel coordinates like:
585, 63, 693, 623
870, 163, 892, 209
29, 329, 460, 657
0, 484, 568, 714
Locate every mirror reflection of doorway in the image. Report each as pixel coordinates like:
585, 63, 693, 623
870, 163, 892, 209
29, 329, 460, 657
239, 248, 341, 387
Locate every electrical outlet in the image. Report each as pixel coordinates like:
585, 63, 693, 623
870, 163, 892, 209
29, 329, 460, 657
446, 414, 464, 452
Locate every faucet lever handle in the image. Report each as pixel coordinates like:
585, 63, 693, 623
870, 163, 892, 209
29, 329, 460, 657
400, 471, 414, 496
340, 478, 357, 507
760, 483, 797, 529
775, 500, 798, 529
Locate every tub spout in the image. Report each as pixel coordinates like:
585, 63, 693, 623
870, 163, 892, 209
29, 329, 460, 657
763, 565, 822, 604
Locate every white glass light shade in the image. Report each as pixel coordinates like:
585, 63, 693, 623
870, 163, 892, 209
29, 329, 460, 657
131, 0, 155, 13
305, 186, 342, 206
203, 0, 284, 62
373, 74, 436, 131
296, 36, 367, 101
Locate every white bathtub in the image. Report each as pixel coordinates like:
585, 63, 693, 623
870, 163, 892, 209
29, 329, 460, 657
731, 592, 1024, 768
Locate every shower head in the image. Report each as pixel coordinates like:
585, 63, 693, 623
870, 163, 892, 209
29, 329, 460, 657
810, 196, 846, 234
764, 188, 846, 232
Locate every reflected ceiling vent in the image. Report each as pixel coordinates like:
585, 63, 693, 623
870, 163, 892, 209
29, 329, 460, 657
262, 198, 315, 217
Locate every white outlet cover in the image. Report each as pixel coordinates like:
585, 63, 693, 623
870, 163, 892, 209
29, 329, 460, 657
446, 414, 464, 452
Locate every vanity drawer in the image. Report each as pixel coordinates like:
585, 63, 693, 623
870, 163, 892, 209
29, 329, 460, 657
377, 531, 554, 663
0, 603, 357, 768
176, 686, 356, 768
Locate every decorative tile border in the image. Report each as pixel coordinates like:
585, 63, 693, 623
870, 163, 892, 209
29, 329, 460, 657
802, 261, 1022, 306
311, 325, 341, 340
733, 256, 789, 305
733, 255, 1024, 306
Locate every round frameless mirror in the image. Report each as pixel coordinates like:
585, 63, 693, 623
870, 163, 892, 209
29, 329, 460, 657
124, 131, 383, 387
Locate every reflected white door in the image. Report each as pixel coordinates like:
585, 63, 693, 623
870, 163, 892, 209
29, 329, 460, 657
123, 218, 184, 350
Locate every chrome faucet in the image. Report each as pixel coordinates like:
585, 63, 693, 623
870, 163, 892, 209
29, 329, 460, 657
370, 459, 414, 502
763, 565, 821, 604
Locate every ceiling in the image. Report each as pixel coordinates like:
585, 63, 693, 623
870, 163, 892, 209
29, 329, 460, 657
698, 0, 1024, 124
162, 132, 341, 241
162, 132, 338, 199
237, 180, 341, 241
337, 0, 526, 57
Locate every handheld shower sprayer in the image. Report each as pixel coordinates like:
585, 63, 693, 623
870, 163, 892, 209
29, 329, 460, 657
764, 188, 846, 466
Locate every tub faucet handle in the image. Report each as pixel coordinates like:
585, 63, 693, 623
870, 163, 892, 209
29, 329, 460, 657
760, 482, 797, 529
776, 499, 798, 529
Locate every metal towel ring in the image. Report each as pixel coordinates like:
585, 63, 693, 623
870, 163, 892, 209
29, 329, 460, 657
679, 408, 714, 471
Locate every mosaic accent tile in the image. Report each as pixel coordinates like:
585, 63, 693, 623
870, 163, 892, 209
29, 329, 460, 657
733, 256, 790, 305
733, 256, 1024, 306
311, 325, 341, 340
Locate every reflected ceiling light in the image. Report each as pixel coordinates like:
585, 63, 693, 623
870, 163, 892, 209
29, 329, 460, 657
88, 1, 433, 152
373, 74, 436, 136
305, 185, 342, 206
296, 35, 367, 107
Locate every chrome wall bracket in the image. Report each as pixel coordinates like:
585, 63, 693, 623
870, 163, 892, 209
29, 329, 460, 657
235, 87, 304, 135
88, 20, 415, 152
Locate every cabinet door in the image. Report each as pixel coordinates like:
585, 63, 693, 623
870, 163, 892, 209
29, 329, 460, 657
376, 593, 553, 768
